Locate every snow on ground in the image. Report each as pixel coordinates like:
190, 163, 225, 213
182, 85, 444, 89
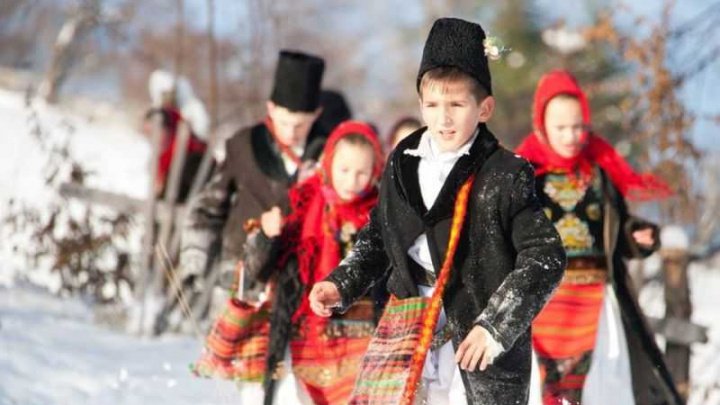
0, 263, 717, 404
0, 284, 240, 405
0, 88, 150, 203
686, 264, 720, 405
0, 88, 151, 289
0, 88, 250, 405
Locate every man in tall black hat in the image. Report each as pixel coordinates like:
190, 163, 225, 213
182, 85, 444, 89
178, 50, 326, 307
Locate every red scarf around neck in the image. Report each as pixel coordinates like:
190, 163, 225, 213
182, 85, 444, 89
516, 70, 672, 201
278, 121, 384, 322
264, 116, 303, 166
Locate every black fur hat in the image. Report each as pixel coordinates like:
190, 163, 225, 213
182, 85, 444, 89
417, 18, 492, 95
317, 89, 353, 134
270, 50, 325, 112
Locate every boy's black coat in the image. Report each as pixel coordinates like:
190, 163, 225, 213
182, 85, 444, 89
326, 124, 566, 404
180, 123, 325, 282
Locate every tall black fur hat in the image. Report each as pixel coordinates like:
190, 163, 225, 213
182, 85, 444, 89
270, 50, 325, 112
417, 18, 492, 95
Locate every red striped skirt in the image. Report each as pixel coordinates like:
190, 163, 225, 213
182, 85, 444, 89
291, 299, 376, 405
532, 262, 607, 404
348, 295, 428, 405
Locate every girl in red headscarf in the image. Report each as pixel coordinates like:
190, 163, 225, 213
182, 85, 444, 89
243, 120, 384, 405
516, 70, 681, 405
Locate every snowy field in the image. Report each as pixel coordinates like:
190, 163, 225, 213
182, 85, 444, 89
0, 89, 242, 404
0, 88, 719, 404
0, 284, 240, 405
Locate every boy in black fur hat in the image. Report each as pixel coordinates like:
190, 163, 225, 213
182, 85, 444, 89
179, 50, 326, 316
310, 18, 566, 404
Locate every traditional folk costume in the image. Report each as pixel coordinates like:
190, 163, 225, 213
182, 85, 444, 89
517, 70, 682, 405
243, 121, 385, 405
180, 50, 326, 296
324, 18, 566, 405
185, 51, 326, 404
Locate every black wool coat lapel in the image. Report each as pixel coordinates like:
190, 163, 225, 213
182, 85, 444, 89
394, 123, 499, 270
252, 123, 327, 183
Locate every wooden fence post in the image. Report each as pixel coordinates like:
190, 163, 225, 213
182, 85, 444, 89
660, 225, 692, 402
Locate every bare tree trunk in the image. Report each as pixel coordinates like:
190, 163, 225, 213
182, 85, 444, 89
697, 155, 720, 249
206, 0, 218, 141
38, 0, 100, 103
174, 0, 185, 78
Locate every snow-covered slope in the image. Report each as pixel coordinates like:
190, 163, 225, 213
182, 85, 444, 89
0, 285, 239, 405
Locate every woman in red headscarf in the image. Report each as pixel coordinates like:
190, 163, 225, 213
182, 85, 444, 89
243, 120, 384, 405
516, 70, 681, 405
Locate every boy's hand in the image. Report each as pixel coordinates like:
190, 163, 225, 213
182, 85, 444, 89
260, 206, 283, 238
309, 281, 342, 317
455, 325, 496, 372
632, 227, 655, 248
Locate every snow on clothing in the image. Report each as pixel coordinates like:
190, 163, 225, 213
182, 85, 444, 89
244, 121, 384, 405
179, 120, 325, 286
402, 129, 504, 401
516, 69, 682, 405
325, 123, 567, 404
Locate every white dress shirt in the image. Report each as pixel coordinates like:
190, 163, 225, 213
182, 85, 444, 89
404, 129, 477, 271
281, 144, 304, 176
403, 128, 504, 364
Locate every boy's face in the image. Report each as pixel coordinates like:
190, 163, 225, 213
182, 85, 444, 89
543, 97, 585, 158
330, 141, 375, 201
419, 80, 494, 153
267, 101, 321, 148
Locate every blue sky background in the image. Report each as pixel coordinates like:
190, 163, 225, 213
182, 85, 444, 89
55, 0, 718, 151
185, 0, 718, 150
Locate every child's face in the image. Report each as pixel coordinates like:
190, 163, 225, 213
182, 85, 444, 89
419, 80, 494, 153
330, 142, 375, 201
267, 101, 321, 148
543, 97, 585, 158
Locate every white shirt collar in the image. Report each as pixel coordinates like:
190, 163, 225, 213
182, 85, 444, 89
404, 128, 478, 162
280, 145, 304, 175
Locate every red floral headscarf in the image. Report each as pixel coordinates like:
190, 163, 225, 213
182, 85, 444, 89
280, 120, 384, 321
516, 70, 672, 201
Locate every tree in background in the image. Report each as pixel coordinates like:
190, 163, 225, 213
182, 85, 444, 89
484, 0, 554, 147
585, 1, 720, 233
483, 0, 629, 147
38, 0, 133, 103
0, 0, 48, 70
585, 2, 720, 399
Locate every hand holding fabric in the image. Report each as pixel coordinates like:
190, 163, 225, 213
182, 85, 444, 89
309, 281, 342, 317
